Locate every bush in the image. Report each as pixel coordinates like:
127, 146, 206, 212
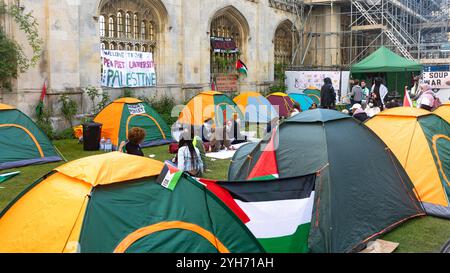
139, 94, 178, 126
53, 128, 76, 140
35, 107, 54, 139
59, 94, 78, 127
270, 63, 288, 93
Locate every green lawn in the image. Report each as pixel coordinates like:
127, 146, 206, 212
1, 139, 449, 253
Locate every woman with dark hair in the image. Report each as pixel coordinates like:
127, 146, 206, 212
320, 77, 336, 109
371, 78, 388, 111
177, 136, 204, 177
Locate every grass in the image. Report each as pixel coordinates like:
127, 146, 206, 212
1, 139, 449, 253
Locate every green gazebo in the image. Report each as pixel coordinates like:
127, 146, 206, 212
351, 46, 423, 96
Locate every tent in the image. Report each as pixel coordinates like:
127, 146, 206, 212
178, 91, 244, 126
266, 92, 295, 118
228, 109, 425, 253
303, 87, 321, 105
351, 46, 423, 73
0, 152, 264, 253
366, 107, 450, 218
94, 98, 173, 148
288, 93, 314, 111
233, 92, 278, 123
0, 103, 61, 170
434, 102, 450, 123
351, 46, 423, 95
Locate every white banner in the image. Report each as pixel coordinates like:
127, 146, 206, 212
423, 71, 450, 90
101, 50, 156, 88
285, 71, 350, 93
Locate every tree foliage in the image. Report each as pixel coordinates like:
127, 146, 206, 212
0, 3, 43, 90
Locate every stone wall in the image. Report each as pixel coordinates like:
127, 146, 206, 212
0, 0, 300, 130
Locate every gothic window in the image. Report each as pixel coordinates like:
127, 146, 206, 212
117, 12, 123, 38
141, 21, 147, 40
109, 42, 116, 50
274, 22, 294, 65
100, 0, 160, 53
210, 14, 243, 76
108, 16, 115, 38
125, 12, 132, 38
99, 16, 106, 37
134, 14, 139, 39
149, 21, 155, 41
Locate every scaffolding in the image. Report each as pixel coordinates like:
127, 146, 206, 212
271, 0, 450, 69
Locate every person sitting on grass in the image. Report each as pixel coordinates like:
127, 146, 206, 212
118, 127, 146, 157
177, 136, 204, 177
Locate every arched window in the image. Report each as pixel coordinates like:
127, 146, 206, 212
117, 12, 123, 38
149, 21, 155, 41
141, 21, 147, 40
99, 16, 106, 37
133, 14, 139, 39
125, 13, 132, 39
108, 16, 115, 38
109, 42, 115, 50
100, 1, 162, 54
101, 42, 106, 50
274, 21, 295, 65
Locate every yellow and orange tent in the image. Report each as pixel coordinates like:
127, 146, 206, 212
366, 107, 450, 218
0, 152, 263, 253
94, 98, 173, 148
178, 91, 244, 126
434, 102, 450, 123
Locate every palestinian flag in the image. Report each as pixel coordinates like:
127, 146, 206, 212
201, 174, 316, 253
236, 59, 248, 77
35, 81, 47, 117
403, 87, 413, 107
247, 129, 279, 180
156, 161, 182, 191
0, 171, 20, 184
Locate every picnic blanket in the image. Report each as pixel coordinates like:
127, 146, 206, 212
206, 142, 250, 160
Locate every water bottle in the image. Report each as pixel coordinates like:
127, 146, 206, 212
100, 137, 105, 151
106, 138, 112, 152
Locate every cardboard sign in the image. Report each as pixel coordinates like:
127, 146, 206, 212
128, 104, 146, 115
215, 74, 238, 92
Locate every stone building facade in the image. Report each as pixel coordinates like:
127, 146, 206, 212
0, 0, 310, 127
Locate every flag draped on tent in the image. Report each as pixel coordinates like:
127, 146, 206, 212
35, 81, 47, 117
201, 174, 316, 253
247, 129, 279, 180
236, 59, 248, 77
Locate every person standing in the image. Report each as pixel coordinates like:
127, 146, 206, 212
320, 77, 336, 109
350, 79, 364, 105
360, 80, 370, 103
371, 78, 388, 111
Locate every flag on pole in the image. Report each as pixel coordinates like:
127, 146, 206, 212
403, 87, 412, 107
236, 59, 248, 77
35, 81, 47, 117
0, 171, 20, 184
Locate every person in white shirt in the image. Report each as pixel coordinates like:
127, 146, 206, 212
371, 77, 388, 110
177, 137, 204, 177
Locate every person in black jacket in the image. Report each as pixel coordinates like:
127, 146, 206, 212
320, 77, 336, 109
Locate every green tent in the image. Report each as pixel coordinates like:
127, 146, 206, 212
351, 47, 423, 96
0, 103, 61, 170
228, 109, 425, 253
351, 46, 423, 73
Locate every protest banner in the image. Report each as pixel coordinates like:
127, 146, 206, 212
101, 50, 156, 88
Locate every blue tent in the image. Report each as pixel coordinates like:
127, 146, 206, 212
289, 93, 314, 111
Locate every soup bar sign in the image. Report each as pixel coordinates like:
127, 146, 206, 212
423, 71, 450, 89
